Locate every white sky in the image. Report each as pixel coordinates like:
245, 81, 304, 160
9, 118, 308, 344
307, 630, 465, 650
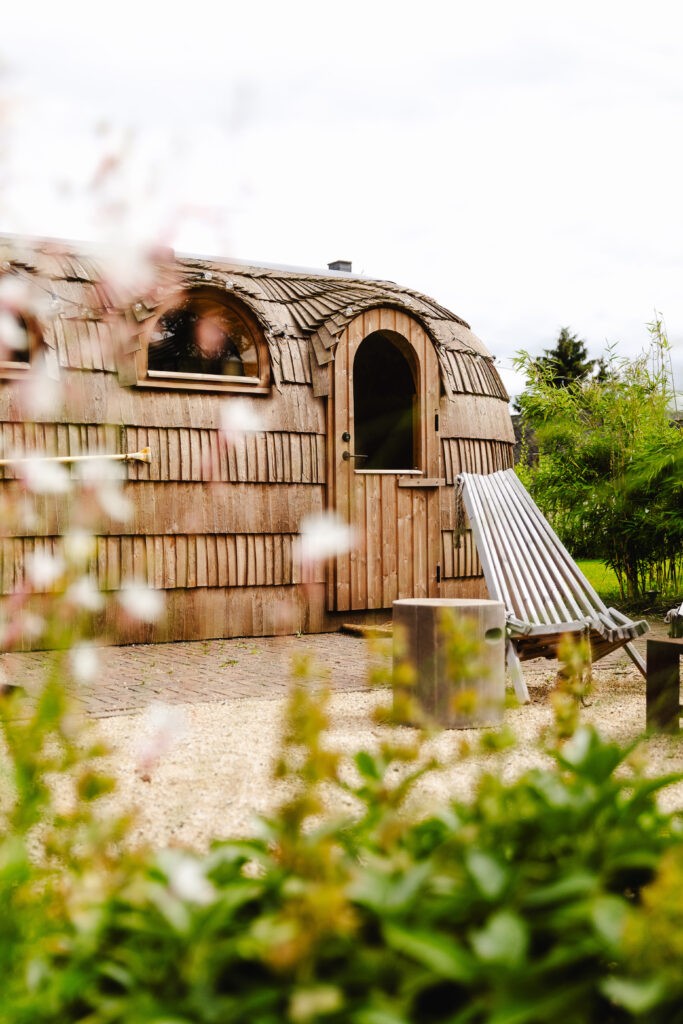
1, 0, 682, 400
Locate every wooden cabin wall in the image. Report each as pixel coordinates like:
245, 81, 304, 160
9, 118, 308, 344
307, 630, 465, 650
0, 370, 516, 644
438, 392, 515, 599
0, 249, 517, 647
0, 366, 330, 647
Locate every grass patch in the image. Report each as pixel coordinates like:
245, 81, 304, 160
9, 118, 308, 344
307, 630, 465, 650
577, 559, 622, 601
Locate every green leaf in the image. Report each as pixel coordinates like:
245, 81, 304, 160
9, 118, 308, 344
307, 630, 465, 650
558, 726, 630, 781
351, 861, 432, 912
383, 923, 476, 982
465, 850, 509, 900
289, 984, 343, 1022
590, 896, 628, 949
353, 1010, 410, 1024
523, 871, 597, 908
600, 975, 665, 1014
355, 750, 383, 781
470, 911, 529, 968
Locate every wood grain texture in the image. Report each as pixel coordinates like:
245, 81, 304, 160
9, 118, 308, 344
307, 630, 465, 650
0, 532, 324, 596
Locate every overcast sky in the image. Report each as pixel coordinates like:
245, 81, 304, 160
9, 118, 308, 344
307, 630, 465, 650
1, 0, 682, 400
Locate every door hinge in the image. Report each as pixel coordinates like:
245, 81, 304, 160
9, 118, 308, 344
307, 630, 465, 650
436, 563, 441, 584
434, 413, 439, 432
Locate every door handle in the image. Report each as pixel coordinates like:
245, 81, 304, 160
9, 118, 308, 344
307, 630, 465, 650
342, 450, 368, 461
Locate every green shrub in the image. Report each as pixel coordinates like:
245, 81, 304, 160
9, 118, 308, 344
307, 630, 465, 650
515, 322, 683, 602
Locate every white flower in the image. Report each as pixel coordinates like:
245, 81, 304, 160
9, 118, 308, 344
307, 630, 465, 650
26, 550, 65, 588
63, 529, 97, 567
0, 275, 31, 310
69, 642, 99, 685
19, 458, 71, 495
66, 575, 105, 612
97, 486, 133, 522
157, 850, 215, 905
118, 581, 165, 622
94, 241, 157, 303
135, 702, 188, 776
296, 512, 355, 563
21, 613, 45, 640
19, 355, 62, 418
77, 458, 126, 485
75, 460, 133, 522
221, 399, 262, 439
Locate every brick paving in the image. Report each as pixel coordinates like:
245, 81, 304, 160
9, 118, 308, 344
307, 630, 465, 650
0, 632, 390, 717
0, 619, 667, 719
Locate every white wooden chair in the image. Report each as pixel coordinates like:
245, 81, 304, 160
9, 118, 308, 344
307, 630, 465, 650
456, 468, 649, 703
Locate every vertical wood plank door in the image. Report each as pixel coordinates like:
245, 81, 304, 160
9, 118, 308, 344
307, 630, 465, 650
329, 309, 441, 612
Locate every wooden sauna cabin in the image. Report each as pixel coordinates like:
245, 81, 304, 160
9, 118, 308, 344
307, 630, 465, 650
0, 237, 515, 646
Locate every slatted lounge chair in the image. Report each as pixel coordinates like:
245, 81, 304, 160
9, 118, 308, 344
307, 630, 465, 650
456, 468, 649, 703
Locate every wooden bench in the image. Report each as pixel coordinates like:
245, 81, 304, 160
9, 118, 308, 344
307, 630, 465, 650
457, 469, 649, 703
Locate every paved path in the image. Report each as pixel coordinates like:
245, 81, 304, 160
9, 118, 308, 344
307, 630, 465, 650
1, 632, 388, 717
0, 620, 666, 718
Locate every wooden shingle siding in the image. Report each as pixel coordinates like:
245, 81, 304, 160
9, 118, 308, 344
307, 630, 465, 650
439, 394, 515, 444
0, 421, 122, 478
439, 437, 513, 580
441, 437, 514, 484
0, 533, 324, 596
104, 583, 327, 644
437, 349, 508, 400
277, 337, 312, 384
124, 428, 325, 484
441, 529, 481, 579
0, 482, 324, 537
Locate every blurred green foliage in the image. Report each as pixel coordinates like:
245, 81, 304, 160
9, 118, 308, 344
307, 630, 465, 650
2, 631, 683, 1022
515, 319, 683, 602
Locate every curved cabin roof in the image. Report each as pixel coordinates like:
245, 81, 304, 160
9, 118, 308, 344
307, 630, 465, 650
0, 236, 508, 401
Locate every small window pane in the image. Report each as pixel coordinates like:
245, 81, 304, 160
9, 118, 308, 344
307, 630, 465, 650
0, 312, 31, 363
148, 294, 260, 378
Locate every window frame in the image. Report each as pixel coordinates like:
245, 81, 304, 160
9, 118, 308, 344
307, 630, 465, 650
352, 330, 420, 472
134, 286, 271, 395
0, 310, 41, 380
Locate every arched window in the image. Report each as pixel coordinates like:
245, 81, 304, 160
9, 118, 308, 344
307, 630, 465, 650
0, 287, 44, 379
353, 331, 417, 470
141, 287, 270, 393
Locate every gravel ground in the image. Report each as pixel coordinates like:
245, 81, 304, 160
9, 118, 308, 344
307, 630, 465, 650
86, 625, 683, 853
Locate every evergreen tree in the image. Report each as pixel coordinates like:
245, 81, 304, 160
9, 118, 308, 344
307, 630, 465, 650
536, 326, 597, 387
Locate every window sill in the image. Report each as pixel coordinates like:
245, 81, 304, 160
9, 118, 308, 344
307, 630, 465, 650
354, 469, 423, 476
0, 361, 30, 380
134, 374, 270, 395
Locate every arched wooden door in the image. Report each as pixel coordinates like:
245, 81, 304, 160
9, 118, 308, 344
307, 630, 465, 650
328, 308, 442, 612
